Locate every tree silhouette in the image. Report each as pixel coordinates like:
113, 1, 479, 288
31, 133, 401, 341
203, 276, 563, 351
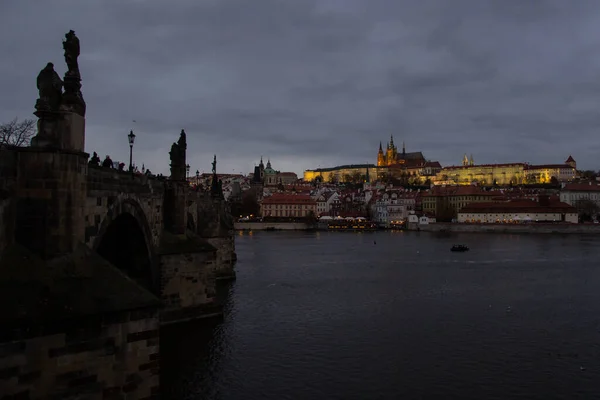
0, 118, 36, 147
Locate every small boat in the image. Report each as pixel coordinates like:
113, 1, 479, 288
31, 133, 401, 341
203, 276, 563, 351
451, 244, 469, 252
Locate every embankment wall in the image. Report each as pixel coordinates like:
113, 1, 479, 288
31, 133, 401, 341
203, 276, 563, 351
416, 223, 600, 234
234, 222, 311, 231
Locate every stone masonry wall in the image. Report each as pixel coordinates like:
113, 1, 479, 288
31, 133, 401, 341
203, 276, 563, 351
0, 308, 159, 400
13, 149, 88, 259
234, 222, 312, 230
159, 251, 220, 324
205, 236, 236, 279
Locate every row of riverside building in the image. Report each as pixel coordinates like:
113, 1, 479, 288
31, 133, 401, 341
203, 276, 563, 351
254, 181, 600, 225
190, 144, 599, 225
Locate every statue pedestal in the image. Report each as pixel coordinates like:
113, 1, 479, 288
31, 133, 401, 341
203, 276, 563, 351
57, 111, 85, 152
30, 110, 85, 152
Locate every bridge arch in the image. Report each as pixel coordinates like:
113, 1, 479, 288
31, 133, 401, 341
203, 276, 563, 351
93, 198, 158, 294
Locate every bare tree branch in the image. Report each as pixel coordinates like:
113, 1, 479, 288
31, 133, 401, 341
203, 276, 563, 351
0, 118, 36, 148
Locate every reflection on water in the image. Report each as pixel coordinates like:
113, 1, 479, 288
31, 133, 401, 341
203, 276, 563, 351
162, 231, 600, 400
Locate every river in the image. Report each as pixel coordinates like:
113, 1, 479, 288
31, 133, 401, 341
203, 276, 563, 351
162, 230, 600, 399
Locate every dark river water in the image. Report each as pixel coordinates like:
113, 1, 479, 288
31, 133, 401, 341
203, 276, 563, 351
162, 231, 600, 399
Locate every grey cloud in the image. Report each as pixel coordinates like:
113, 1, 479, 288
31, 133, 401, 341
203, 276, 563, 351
2, 0, 600, 176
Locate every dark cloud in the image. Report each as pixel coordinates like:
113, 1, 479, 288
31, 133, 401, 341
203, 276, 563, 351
2, 0, 600, 176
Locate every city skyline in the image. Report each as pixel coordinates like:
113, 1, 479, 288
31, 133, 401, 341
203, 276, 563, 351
2, 1, 600, 176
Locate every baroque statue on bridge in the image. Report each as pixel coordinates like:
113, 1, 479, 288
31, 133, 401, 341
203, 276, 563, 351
169, 129, 187, 181
61, 30, 86, 116
63, 30, 80, 75
35, 62, 63, 113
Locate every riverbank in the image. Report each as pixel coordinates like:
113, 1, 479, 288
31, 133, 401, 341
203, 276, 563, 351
416, 222, 600, 234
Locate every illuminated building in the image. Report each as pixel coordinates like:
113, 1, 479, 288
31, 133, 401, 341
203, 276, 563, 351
421, 186, 499, 220
457, 197, 578, 224
260, 194, 317, 218
434, 155, 576, 186
303, 164, 376, 183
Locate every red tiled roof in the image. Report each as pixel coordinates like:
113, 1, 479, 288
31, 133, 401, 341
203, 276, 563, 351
460, 200, 575, 214
562, 183, 600, 192
525, 164, 573, 170
424, 186, 497, 197
566, 155, 575, 163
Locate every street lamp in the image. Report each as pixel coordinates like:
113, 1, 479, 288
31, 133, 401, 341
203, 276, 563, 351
196, 170, 199, 185
127, 130, 136, 172
186, 164, 190, 180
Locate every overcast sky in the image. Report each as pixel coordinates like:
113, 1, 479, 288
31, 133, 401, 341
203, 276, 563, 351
2, 0, 600, 176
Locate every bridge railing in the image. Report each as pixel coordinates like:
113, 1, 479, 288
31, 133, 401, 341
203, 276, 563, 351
87, 165, 165, 194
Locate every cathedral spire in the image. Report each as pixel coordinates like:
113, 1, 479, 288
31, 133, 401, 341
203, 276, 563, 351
402, 141, 406, 155
390, 135, 394, 148
379, 141, 383, 152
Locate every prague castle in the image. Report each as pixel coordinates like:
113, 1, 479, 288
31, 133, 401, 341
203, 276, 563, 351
303, 136, 577, 186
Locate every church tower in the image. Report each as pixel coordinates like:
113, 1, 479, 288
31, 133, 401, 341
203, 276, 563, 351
462, 154, 469, 166
377, 141, 385, 166
259, 156, 265, 181
386, 135, 397, 165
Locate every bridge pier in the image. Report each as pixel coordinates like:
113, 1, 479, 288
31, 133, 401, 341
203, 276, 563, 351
205, 235, 237, 280
158, 232, 222, 324
194, 194, 238, 280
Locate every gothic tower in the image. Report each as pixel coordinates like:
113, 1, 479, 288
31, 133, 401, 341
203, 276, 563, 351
386, 135, 397, 165
259, 156, 265, 181
462, 154, 469, 166
377, 141, 385, 166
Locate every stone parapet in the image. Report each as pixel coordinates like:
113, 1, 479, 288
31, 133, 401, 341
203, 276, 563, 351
87, 165, 165, 195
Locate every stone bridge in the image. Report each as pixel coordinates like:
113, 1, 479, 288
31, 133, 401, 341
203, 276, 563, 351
0, 30, 235, 399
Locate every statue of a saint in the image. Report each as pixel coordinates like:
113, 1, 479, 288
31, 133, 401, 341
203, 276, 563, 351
170, 142, 179, 166
211, 155, 217, 174
177, 129, 187, 152
36, 62, 63, 112
63, 30, 80, 74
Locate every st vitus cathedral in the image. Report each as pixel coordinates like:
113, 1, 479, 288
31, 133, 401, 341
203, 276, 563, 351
377, 135, 427, 168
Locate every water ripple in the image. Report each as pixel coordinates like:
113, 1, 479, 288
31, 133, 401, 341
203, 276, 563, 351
162, 231, 600, 399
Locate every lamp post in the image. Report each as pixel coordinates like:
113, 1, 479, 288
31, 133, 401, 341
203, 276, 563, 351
127, 130, 136, 172
186, 164, 190, 181
196, 170, 199, 186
